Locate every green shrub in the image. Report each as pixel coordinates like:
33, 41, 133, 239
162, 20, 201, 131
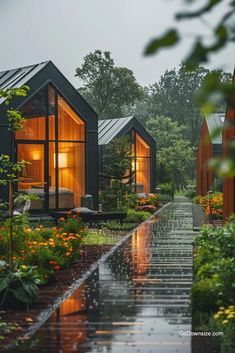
124, 209, 150, 223
59, 216, 84, 235
191, 277, 221, 312
193, 195, 201, 204
192, 219, 235, 330
158, 194, 172, 204
99, 181, 129, 211
158, 183, 175, 197
125, 193, 138, 209
195, 223, 235, 259
105, 222, 138, 231
0, 261, 41, 309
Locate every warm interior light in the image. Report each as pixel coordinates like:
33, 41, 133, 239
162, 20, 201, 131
32, 150, 41, 161
136, 161, 140, 171
54, 152, 67, 168
132, 160, 140, 171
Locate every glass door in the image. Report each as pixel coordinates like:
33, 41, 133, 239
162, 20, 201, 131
16, 142, 47, 212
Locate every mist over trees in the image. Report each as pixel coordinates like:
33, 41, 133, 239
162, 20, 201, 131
76, 50, 231, 189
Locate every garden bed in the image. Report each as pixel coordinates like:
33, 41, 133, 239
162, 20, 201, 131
0, 199, 165, 350
0, 244, 112, 350
191, 221, 235, 353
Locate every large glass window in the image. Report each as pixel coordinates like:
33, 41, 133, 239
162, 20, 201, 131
58, 95, 84, 141
57, 142, 85, 209
17, 143, 45, 210
16, 85, 86, 210
132, 131, 151, 194
15, 89, 46, 140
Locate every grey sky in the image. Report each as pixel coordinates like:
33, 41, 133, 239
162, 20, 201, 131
0, 0, 234, 88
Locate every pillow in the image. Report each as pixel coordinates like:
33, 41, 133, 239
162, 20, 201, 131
71, 207, 94, 214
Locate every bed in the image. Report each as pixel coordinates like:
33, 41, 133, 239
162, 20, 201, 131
18, 187, 74, 210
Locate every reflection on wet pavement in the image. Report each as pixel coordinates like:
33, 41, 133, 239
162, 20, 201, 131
10, 198, 193, 353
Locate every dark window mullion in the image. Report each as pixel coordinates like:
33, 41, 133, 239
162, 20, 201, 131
44, 86, 49, 212
134, 130, 137, 193
48, 139, 85, 143
55, 90, 59, 210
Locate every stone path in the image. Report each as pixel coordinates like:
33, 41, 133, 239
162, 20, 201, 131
10, 197, 194, 353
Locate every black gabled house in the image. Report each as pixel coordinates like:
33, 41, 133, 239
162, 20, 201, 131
98, 116, 156, 193
0, 61, 98, 211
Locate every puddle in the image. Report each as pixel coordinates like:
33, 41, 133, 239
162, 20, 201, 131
8, 201, 193, 353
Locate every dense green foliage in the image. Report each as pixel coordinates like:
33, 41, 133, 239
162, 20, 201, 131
0, 86, 30, 272
192, 221, 235, 350
0, 216, 85, 288
157, 139, 195, 189
158, 183, 175, 198
124, 209, 150, 223
75, 50, 143, 119
138, 65, 231, 145
132, 65, 229, 189
146, 116, 185, 149
99, 136, 134, 211
75, 48, 232, 188
102, 136, 133, 183
0, 261, 41, 308
144, 0, 235, 178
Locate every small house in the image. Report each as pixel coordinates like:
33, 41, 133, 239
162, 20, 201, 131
222, 70, 235, 219
196, 113, 224, 195
98, 117, 156, 194
0, 61, 98, 212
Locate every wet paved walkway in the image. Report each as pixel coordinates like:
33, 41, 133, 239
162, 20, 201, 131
11, 197, 194, 353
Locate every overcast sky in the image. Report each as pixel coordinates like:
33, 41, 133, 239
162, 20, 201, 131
0, 0, 234, 88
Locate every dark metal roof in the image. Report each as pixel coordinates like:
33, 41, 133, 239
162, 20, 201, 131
205, 113, 225, 144
0, 61, 49, 90
98, 116, 133, 145
0, 61, 98, 123
0, 61, 49, 104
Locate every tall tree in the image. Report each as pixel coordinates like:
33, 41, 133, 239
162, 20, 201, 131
135, 64, 231, 145
146, 116, 185, 150
157, 139, 195, 190
99, 136, 134, 211
75, 50, 143, 119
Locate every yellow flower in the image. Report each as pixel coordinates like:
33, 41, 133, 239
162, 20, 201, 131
225, 309, 230, 314
213, 314, 220, 320
228, 305, 235, 310
227, 314, 235, 319
222, 320, 229, 324
217, 311, 224, 315
21, 265, 27, 269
